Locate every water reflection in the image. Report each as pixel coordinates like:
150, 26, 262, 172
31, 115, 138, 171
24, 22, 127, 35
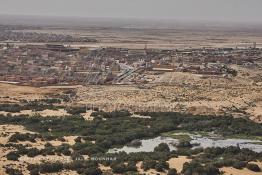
108, 135, 262, 153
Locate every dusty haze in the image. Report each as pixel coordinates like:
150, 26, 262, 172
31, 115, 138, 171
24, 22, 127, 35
0, 0, 262, 24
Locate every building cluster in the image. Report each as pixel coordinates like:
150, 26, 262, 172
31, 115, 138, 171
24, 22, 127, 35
0, 43, 261, 86
0, 30, 97, 43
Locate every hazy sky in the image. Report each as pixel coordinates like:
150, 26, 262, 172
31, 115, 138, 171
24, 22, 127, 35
0, 0, 262, 23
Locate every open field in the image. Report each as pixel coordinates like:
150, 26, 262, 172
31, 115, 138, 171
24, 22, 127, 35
76, 66, 262, 122
10, 24, 262, 49
0, 110, 261, 175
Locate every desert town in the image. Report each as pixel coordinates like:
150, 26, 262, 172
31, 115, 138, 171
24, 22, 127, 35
0, 20, 262, 175
1, 0, 262, 174
0, 41, 260, 86
0, 24, 262, 122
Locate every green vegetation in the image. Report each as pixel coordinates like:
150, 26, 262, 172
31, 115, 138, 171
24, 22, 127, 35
232, 161, 247, 169
6, 151, 20, 161
66, 106, 86, 115
8, 133, 39, 143
182, 161, 220, 175
225, 134, 262, 141
0, 102, 63, 113
162, 131, 192, 142
167, 168, 178, 175
5, 167, 23, 175
27, 162, 64, 174
1, 111, 261, 147
246, 163, 261, 172
154, 143, 170, 152
1, 107, 262, 174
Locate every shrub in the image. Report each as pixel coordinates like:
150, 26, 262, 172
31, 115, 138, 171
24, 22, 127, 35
29, 168, 39, 175
142, 160, 157, 171
8, 133, 36, 143
177, 141, 192, 148
66, 107, 86, 115
61, 149, 71, 156
167, 168, 178, 175
154, 143, 170, 152
182, 162, 220, 175
246, 163, 261, 172
44, 142, 53, 147
232, 161, 247, 169
39, 162, 64, 173
83, 167, 102, 175
155, 160, 169, 172
205, 164, 220, 175
27, 164, 40, 175
6, 152, 20, 161
27, 148, 41, 157
71, 152, 84, 161
5, 167, 23, 175
74, 137, 82, 143
111, 162, 126, 174
126, 161, 137, 172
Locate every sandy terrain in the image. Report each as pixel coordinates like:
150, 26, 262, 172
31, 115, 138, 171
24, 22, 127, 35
63, 136, 77, 146
0, 109, 69, 117
81, 110, 94, 121
1, 64, 261, 123
13, 25, 262, 49
0, 125, 36, 175
0, 124, 80, 175
167, 156, 192, 173
0, 125, 35, 144
0, 83, 61, 103
221, 161, 262, 175
1, 20, 261, 175
99, 164, 111, 172
76, 67, 262, 122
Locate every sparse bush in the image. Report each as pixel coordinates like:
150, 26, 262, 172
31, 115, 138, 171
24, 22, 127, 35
71, 152, 84, 161
39, 162, 63, 173
6, 152, 20, 161
246, 163, 261, 172
83, 167, 102, 175
232, 161, 247, 169
142, 159, 157, 171
5, 167, 22, 175
167, 168, 178, 175
177, 141, 192, 148
111, 162, 126, 174
154, 143, 170, 152
29, 168, 39, 175
27, 148, 41, 157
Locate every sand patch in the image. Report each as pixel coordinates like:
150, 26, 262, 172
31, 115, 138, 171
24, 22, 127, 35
63, 136, 78, 145
81, 110, 94, 121
39, 109, 69, 117
0, 83, 58, 103
220, 161, 262, 175
167, 156, 191, 173
220, 167, 261, 175
99, 164, 111, 172
0, 109, 69, 117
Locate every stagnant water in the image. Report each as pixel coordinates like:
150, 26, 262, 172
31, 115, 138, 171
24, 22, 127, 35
108, 135, 262, 153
